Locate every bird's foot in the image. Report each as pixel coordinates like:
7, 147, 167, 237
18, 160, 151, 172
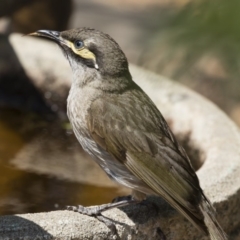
67, 199, 139, 235
67, 204, 118, 234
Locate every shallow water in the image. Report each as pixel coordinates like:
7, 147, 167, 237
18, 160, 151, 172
0, 109, 128, 215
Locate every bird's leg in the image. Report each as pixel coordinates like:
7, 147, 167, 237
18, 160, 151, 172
67, 199, 139, 215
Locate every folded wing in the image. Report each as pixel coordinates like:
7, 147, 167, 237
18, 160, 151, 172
87, 88, 208, 233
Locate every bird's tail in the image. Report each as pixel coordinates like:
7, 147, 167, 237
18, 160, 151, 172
199, 197, 228, 240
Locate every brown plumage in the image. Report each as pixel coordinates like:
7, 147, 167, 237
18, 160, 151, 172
29, 28, 228, 240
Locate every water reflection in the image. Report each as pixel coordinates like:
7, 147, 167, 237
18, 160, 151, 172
0, 165, 125, 215
0, 109, 129, 215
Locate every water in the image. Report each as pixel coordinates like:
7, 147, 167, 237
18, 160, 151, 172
0, 109, 129, 215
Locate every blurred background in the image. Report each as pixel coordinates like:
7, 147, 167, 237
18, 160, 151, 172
0, 0, 240, 215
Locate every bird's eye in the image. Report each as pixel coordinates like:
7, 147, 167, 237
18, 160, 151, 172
74, 40, 84, 49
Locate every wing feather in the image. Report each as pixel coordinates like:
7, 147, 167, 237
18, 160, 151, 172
87, 88, 207, 233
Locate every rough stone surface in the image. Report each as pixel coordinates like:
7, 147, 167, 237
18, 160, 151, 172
0, 34, 239, 239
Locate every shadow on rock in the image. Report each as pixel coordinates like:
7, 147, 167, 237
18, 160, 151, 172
0, 215, 53, 239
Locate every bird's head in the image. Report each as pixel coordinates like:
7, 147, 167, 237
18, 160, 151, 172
29, 28, 131, 82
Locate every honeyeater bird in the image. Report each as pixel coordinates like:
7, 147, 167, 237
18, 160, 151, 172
29, 28, 227, 240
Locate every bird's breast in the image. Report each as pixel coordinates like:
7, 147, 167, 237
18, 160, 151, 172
67, 85, 110, 163
67, 85, 95, 141
66, 86, 151, 193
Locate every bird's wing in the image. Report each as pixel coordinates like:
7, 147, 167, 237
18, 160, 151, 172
87, 88, 207, 233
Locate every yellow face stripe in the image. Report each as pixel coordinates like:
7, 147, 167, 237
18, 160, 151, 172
64, 40, 97, 65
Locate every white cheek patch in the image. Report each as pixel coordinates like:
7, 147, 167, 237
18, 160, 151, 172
94, 63, 99, 70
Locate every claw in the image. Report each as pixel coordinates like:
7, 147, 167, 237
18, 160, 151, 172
66, 199, 139, 236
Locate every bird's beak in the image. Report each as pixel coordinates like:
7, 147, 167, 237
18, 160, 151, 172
28, 30, 69, 47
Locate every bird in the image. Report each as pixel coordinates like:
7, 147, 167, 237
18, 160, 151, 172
29, 28, 227, 240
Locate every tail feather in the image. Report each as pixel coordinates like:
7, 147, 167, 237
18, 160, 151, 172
199, 197, 228, 240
